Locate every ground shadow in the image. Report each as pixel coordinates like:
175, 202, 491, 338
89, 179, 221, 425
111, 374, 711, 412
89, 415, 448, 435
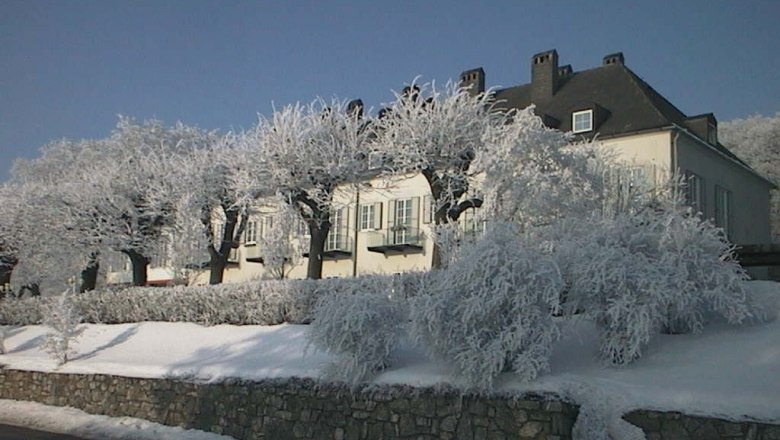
73, 325, 139, 361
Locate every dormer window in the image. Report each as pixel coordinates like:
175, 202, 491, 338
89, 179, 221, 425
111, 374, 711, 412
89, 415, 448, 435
572, 110, 593, 133
707, 123, 717, 145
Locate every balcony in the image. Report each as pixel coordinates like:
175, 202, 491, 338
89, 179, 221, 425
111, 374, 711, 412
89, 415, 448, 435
303, 233, 353, 261
366, 226, 424, 255
244, 244, 264, 264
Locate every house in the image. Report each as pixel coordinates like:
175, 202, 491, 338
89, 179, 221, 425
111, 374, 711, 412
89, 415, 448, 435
123, 49, 776, 284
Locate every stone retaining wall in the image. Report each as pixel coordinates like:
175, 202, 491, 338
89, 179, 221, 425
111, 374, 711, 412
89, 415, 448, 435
624, 410, 780, 440
0, 369, 578, 440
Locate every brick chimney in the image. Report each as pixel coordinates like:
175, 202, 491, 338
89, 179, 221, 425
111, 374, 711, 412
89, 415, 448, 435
531, 49, 559, 102
603, 52, 625, 66
459, 68, 485, 96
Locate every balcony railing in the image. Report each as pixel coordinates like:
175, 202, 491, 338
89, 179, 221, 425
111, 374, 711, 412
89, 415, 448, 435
366, 226, 424, 254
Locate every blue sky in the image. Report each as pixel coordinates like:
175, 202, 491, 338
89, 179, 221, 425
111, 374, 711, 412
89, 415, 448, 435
1, 0, 778, 181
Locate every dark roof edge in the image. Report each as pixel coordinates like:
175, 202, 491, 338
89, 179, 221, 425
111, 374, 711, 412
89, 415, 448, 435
671, 124, 777, 189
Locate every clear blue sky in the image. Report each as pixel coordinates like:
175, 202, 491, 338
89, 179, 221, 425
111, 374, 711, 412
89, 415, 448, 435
1, 0, 779, 181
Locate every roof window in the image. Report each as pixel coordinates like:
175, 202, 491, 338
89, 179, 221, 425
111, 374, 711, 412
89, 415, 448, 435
572, 110, 594, 133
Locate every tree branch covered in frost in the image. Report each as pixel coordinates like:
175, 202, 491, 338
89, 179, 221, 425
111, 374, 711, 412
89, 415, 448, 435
475, 106, 611, 230
244, 98, 373, 279
409, 223, 563, 392
42, 288, 83, 365
307, 276, 407, 385
375, 81, 502, 267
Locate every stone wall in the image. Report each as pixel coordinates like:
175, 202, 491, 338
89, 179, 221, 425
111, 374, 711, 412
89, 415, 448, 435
624, 410, 780, 440
0, 369, 578, 440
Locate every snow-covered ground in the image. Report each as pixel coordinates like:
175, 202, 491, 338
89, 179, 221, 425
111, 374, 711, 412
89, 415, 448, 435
0, 281, 778, 435
0, 399, 234, 440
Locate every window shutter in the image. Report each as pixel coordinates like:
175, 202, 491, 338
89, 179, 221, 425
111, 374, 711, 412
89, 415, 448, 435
387, 200, 396, 231
411, 196, 420, 229
373, 202, 383, 230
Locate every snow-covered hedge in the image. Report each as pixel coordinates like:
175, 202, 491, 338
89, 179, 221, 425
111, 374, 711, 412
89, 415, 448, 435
410, 223, 563, 392
308, 275, 408, 384
0, 273, 426, 327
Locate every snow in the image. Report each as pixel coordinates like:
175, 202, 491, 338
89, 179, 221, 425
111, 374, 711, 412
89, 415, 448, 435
0, 281, 778, 432
0, 399, 234, 440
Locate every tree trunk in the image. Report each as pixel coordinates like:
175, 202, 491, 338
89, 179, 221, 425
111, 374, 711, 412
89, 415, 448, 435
0, 254, 16, 290
307, 226, 328, 279
19, 283, 40, 298
209, 252, 227, 285
79, 253, 100, 293
122, 249, 149, 286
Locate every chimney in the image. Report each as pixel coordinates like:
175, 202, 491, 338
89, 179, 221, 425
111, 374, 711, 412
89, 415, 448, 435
686, 113, 718, 145
531, 49, 559, 102
459, 68, 485, 96
602, 52, 625, 66
347, 99, 363, 119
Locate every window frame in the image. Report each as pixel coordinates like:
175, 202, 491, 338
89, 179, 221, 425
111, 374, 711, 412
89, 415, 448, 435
714, 185, 732, 237
572, 109, 594, 133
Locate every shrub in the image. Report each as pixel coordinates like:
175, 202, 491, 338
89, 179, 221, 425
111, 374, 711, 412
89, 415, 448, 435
41, 289, 83, 365
307, 275, 407, 384
410, 223, 563, 392
554, 202, 754, 365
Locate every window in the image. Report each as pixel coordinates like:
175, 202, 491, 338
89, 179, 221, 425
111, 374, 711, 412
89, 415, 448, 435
707, 123, 717, 145
388, 198, 418, 245
244, 220, 257, 245
327, 208, 344, 250
368, 151, 384, 169
359, 203, 382, 230
459, 208, 485, 240
572, 110, 593, 133
684, 172, 705, 213
715, 186, 731, 236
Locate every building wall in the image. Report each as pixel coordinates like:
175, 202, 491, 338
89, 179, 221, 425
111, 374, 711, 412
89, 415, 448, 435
674, 132, 772, 246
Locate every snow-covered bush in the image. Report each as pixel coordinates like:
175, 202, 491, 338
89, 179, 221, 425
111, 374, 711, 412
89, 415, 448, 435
410, 223, 563, 391
0, 272, 427, 327
42, 289, 83, 365
553, 199, 754, 365
308, 276, 407, 384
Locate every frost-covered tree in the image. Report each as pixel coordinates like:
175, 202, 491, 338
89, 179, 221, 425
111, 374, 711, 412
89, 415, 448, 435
374, 81, 501, 267
720, 113, 780, 242
42, 288, 83, 365
409, 223, 563, 391
171, 130, 251, 285
475, 106, 611, 230
247, 99, 372, 279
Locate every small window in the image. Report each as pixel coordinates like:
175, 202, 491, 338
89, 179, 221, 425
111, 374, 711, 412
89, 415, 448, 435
714, 186, 731, 237
244, 220, 257, 245
368, 151, 383, 170
707, 123, 717, 145
359, 203, 381, 231
572, 110, 593, 133
684, 172, 705, 213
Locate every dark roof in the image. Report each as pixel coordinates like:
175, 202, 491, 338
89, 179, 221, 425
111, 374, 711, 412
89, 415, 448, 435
490, 62, 748, 166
